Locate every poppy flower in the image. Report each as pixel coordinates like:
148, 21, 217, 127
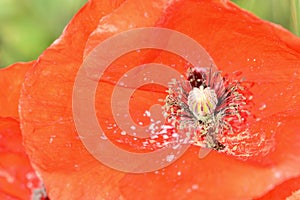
12, 0, 300, 199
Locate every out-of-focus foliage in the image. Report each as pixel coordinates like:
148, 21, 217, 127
0, 0, 299, 68
233, 0, 299, 36
0, 0, 86, 68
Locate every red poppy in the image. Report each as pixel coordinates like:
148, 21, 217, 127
9, 0, 300, 199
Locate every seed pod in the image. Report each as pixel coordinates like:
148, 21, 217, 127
187, 86, 218, 121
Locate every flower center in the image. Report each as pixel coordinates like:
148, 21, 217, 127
161, 66, 276, 160
162, 66, 251, 152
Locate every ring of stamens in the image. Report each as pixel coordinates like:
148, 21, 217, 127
163, 67, 250, 151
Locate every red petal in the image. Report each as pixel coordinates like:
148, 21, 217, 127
117, 115, 300, 200
19, 0, 300, 199
0, 118, 40, 200
19, 0, 127, 199
0, 192, 20, 200
255, 176, 300, 200
0, 62, 32, 119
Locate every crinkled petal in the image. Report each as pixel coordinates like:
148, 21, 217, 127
19, 0, 127, 199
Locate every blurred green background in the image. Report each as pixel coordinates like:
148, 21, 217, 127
0, 0, 299, 68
